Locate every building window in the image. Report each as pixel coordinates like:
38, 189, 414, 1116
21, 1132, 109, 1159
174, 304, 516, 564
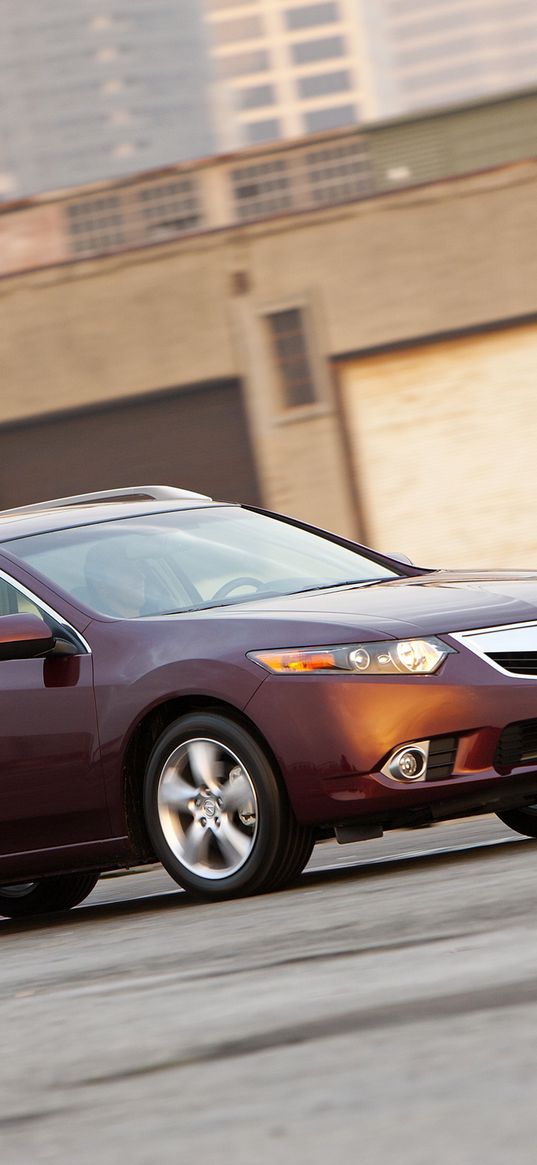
297, 69, 351, 99
245, 117, 282, 144
217, 48, 270, 77
291, 35, 346, 64
285, 3, 340, 31
304, 103, 357, 132
206, 0, 261, 7
136, 177, 203, 238
231, 158, 292, 220
305, 138, 372, 204
265, 308, 320, 409
66, 196, 126, 256
65, 177, 204, 258
211, 15, 264, 45
238, 83, 276, 109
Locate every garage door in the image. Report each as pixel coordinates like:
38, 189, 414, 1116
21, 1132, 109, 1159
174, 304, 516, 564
0, 379, 261, 510
339, 320, 537, 569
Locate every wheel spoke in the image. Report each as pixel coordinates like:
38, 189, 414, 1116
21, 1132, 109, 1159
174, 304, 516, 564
214, 817, 252, 866
156, 734, 259, 880
187, 741, 223, 792
160, 773, 196, 813
222, 772, 254, 815
182, 821, 211, 867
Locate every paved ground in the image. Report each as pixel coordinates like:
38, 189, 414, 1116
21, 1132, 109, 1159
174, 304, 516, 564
2, 816, 537, 1164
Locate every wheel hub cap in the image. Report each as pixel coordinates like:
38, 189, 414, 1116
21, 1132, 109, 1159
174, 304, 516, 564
157, 737, 259, 881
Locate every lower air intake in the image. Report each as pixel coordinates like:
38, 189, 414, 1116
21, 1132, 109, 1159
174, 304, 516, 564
495, 719, 537, 770
426, 736, 458, 781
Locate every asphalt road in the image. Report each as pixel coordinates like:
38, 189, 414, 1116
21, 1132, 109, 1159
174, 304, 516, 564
2, 816, 537, 1165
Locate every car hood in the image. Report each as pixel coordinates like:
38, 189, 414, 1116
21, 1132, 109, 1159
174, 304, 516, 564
220, 570, 537, 639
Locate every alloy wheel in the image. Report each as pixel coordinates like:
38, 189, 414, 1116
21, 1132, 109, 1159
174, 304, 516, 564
157, 737, 259, 880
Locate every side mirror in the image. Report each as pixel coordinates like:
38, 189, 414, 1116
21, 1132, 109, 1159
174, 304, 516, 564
387, 552, 414, 567
0, 614, 55, 661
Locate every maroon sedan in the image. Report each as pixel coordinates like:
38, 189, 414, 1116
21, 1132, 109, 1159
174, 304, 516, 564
1, 484, 537, 917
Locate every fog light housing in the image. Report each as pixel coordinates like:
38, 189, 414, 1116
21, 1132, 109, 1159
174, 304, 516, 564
381, 742, 429, 782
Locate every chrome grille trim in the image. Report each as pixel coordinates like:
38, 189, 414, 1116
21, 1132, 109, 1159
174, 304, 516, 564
450, 620, 537, 679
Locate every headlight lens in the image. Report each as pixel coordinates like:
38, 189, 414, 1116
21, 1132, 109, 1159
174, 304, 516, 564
248, 637, 454, 675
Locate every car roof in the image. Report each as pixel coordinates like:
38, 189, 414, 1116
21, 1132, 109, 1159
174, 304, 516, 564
0, 487, 228, 544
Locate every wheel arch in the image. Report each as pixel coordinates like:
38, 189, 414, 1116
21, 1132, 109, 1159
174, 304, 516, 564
122, 694, 287, 862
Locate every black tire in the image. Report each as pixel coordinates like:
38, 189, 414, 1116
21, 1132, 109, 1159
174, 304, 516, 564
497, 807, 537, 839
143, 712, 314, 900
263, 818, 315, 892
0, 872, 100, 919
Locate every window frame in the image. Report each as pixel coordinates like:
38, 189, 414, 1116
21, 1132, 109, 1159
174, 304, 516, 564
262, 299, 333, 419
0, 568, 91, 655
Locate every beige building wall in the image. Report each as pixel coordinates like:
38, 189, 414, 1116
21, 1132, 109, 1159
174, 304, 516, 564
2, 160, 537, 551
0, 203, 67, 276
0, 241, 239, 420
230, 292, 357, 536
339, 321, 537, 569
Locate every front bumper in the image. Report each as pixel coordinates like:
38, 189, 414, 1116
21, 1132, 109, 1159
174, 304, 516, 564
245, 652, 537, 827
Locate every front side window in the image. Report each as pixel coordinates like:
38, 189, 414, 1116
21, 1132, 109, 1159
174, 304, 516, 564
0, 575, 43, 620
0, 572, 85, 651
5, 507, 400, 619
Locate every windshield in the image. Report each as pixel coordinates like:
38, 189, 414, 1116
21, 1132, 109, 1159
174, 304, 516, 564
6, 506, 400, 618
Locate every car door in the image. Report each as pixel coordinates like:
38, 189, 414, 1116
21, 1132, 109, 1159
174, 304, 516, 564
0, 569, 110, 863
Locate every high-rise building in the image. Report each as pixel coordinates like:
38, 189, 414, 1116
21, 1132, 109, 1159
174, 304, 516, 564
0, 0, 215, 199
358, 0, 537, 120
2, 1, 537, 202
203, 0, 372, 150
204, 0, 537, 147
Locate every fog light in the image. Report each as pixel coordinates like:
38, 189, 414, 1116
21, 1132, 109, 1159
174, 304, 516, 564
381, 742, 429, 782
399, 750, 422, 778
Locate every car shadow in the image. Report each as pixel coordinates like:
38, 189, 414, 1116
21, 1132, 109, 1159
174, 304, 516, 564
300, 831, 533, 890
0, 833, 533, 935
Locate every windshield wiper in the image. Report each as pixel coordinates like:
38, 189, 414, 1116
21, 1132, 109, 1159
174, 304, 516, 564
154, 577, 392, 615
282, 578, 392, 595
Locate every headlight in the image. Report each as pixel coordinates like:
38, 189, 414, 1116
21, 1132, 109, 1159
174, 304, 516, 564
248, 637, 454, 675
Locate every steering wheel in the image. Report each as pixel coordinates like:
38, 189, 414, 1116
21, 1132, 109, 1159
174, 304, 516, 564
211, 577, 264, 601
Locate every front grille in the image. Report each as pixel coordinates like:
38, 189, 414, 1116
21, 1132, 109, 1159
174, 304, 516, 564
426, 735, 458, 781
488, 651, 537, 676
495, 719, 537, 770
